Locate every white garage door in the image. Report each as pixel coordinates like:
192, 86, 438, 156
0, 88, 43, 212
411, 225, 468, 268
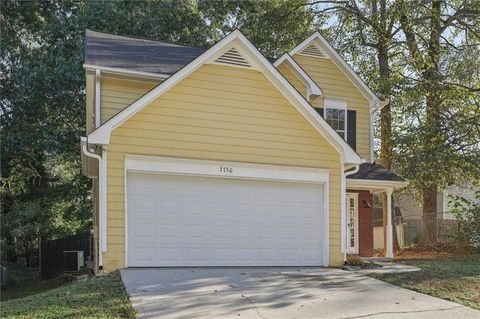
126, 172, 325, 267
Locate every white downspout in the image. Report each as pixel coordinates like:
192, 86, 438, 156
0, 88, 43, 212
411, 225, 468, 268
370, 99, 389, 163
341, 163, 360, 262
81, 137, 105, 269
370, 111, 375, 163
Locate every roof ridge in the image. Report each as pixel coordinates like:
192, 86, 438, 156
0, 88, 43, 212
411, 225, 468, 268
85, 29, 207, 50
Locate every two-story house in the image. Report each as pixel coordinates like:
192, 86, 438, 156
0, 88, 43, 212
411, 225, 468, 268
81, 29, 402, 273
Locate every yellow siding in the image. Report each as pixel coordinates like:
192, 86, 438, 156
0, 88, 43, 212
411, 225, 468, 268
276, 63, 308, 99
293, 54, 371, 160
104, 64, 344, 271
101, 76, 160, 123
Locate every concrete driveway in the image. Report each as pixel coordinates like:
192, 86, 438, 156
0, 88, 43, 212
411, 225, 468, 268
120, 267, 479, 319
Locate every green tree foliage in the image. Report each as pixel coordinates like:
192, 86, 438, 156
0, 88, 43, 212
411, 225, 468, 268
393, 0, 480, 243
450, 190, 480, 249
198, 0, 318, 57
307, 0, 479, 245
0, 0, 314, 263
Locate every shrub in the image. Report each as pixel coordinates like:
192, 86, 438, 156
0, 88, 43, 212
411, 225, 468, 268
346, 254, 364, 266
450, 191, 480, 249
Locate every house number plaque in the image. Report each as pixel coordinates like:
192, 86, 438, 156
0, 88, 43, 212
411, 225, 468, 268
219, 166, 233, 173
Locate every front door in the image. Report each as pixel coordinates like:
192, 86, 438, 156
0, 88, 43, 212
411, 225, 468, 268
346, 193, 358, 254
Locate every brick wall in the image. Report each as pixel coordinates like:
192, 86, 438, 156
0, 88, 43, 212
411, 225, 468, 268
348, 190, 374, 256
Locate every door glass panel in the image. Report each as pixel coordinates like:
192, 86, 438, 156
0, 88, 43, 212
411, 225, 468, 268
348, 197, 356, 250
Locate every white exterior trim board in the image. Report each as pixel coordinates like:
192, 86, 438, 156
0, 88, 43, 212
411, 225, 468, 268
289, 32, 379, 103
95, 70, 101, 128
100, 147, 107, 253
324, 98, 347, 109
125, 155, 330, 184
347, 178, 404, 186
84, 64, 170, 80
340, 165, 347, 255
273, 54, 323, 98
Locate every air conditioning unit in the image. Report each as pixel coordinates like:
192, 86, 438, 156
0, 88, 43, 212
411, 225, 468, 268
64, 251, 84, 272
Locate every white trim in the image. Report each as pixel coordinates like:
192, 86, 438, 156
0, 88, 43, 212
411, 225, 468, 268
347, 179, 404, 190
95, 70, 101, 128
84, 64, 170, 80
273, 54, 322, 99
324, 98, 347, 110
124, 155, 330, 267
124, 161, 128, 268
289, 32, 379, 103
87, 30, 361, 164
370, 111, 374, 162
340, 165, 346, 255
323, 177, 330, 267
125, 155, 330, 183
370, 99, 390, 113
369, 100, 389, 162
100, 147, 107, 253
324, 99, 347, 141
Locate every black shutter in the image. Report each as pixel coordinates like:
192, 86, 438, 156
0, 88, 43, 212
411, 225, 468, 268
347, 110, 356, 151
315, 107, 324, 118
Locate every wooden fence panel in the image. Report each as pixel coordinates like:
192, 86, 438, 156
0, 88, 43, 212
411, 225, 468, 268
40, 232, 92, 280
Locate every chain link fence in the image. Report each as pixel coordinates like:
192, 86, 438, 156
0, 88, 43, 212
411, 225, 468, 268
373, 208, 459, 250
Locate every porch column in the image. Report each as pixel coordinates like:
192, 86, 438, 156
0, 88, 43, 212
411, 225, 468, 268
385, 189, 394, 258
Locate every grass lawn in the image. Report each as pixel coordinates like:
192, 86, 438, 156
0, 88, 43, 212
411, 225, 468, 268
370, 254, 480, 310
1, 273, 135, 319
1, 276, 66, 302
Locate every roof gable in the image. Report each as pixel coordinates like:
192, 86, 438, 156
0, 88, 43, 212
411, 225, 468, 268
88, 30, 361, 164
289, 32, 380, 104
274, 54, 322, 100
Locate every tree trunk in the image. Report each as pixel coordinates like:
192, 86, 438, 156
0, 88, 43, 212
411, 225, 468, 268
376, 0, 395, 255
422, 184, 438, 245
421, 0, 442, 246
5, 235, 17, 263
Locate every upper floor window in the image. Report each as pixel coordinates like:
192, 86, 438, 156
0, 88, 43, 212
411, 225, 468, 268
325, 108, 346, 139
324, 99, 347, 140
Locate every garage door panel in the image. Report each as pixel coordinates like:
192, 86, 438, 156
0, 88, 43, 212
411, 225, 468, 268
127, 173, 324, 266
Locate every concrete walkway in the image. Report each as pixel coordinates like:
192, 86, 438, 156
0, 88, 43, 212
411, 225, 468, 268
120, 267, 480, 319
355, 260, 421, 275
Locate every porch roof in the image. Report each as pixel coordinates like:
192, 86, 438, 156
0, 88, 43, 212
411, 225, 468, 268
347, 163, 401, 181
346, 163, 403, 192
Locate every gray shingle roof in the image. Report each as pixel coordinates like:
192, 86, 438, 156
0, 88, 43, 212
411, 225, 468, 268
84, 30, 206, 75
346, 163, 401, 181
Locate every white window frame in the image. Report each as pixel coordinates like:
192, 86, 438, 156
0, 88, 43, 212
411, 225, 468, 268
324, 98, 348, 142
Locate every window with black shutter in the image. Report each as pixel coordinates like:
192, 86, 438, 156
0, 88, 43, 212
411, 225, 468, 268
347, 110, 356, 151
313, 105, 357, 151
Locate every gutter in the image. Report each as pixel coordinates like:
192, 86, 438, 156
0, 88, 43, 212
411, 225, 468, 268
81, 137, 105, 270
83, 64, 170, 81
369, 99, 389, 161
371, 99, 389, 114
344, 164, 360, 177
